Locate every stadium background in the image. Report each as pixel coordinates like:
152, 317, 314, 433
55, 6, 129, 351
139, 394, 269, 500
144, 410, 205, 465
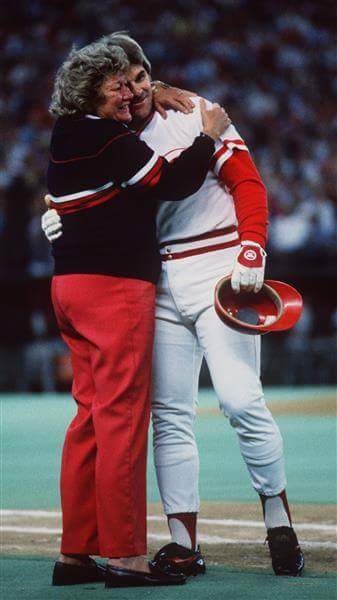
0, 0, 336, 392
1, 1, 336, 598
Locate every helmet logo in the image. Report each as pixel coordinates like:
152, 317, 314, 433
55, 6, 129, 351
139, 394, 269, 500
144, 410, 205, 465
243, 249, 257, 261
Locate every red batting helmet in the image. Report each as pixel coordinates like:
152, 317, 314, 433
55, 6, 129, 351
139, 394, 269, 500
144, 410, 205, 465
214, 276, 303, 334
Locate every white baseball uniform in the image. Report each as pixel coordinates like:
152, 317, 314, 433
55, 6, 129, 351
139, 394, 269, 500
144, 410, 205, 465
139, 98, 286, 514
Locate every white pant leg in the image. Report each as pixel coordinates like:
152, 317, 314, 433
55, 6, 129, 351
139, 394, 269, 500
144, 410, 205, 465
195, 306, 286, 496
152, 268, 203, 514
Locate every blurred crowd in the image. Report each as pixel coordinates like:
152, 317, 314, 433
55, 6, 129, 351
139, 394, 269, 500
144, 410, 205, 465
0, 0, 336, 390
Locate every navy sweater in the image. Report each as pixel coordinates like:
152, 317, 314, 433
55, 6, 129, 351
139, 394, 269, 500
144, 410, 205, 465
47, 116, 214, 283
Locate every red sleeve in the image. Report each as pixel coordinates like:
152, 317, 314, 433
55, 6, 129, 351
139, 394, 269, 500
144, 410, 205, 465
217, 149, 268, 248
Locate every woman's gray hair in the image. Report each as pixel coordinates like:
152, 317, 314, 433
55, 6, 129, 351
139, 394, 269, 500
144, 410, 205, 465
100, 31, 151, 74
50, 41, 130, 117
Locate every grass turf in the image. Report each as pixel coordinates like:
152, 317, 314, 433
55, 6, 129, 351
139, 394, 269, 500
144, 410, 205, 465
2, 389, 336, 508
1, 557, 336, 600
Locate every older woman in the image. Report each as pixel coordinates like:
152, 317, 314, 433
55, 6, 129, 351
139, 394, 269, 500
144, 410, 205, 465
47, 40, 228, 588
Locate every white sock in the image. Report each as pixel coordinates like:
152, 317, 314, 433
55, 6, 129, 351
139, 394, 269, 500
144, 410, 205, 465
264, 496, 291, 529
168, 518, 193, 549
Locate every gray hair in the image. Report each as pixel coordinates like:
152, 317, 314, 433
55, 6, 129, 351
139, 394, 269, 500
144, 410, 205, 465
100, 31, 151, 74
49, 41, 130, 117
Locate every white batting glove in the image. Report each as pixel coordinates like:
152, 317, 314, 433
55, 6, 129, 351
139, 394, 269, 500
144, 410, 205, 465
231, 241, 266, 294
41, 209, 63, 242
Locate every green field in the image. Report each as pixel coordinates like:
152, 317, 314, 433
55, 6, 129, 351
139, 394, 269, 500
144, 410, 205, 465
2, 389, 336, 508
2, 558, 336, 600
1, 388, 336, 599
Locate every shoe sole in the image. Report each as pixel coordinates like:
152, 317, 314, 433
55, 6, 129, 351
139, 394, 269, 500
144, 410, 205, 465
105, 579, 186, 588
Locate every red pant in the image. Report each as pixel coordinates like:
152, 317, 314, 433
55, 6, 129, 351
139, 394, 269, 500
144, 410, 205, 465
51, 274, 156, 557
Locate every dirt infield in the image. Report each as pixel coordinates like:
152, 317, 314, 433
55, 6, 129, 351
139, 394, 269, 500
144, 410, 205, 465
198, 395, 336, 417
2, 502, 336, 574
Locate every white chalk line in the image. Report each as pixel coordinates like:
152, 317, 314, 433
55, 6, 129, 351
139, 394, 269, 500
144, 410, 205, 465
148, 533, 337, 549
148, 516, 337, 533
2, 526, 62, 535
1, 526, 336, 550
1, 510, 336, 534
1, 510, 61, 518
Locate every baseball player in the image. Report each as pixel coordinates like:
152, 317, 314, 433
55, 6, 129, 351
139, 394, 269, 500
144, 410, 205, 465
42, 34, 304, 578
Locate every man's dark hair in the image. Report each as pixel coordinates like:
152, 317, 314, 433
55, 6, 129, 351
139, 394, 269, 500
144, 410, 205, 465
100, 31, 151, 74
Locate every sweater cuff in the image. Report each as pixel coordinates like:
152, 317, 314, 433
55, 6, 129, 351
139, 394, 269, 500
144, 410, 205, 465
198, 132, 216, 150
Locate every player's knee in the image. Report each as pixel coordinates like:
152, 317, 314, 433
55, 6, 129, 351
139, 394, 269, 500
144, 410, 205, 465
154, 440, 198, 466
218, 376, 263, 418
219, 392, 248, 419
153, 422, 196, 446
220, 390, 263, 423
224, 396, 282, 449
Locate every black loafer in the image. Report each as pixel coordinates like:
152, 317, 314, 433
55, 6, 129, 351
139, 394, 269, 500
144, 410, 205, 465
52, 558, 106, 586
105, 562, 186, 588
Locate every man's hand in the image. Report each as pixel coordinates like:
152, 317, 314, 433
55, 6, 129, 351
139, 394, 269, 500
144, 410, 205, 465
231, 241, 266, 294
152, 81, 197, 118
41, 208, 63, 242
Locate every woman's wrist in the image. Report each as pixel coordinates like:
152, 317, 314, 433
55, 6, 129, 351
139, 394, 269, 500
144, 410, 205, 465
202, 128, 218, 141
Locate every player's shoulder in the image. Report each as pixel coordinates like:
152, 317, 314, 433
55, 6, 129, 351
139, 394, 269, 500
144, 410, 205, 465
162, 96, 205, 130
160, 95, 244, 143
191, 98, 242, 140
220, 123, 244, 143
191, 96, 211, 109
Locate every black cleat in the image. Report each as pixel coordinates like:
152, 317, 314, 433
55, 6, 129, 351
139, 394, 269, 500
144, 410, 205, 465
267, 526, 304, 576
151, 542, 206, 577
52, 558, 106, 585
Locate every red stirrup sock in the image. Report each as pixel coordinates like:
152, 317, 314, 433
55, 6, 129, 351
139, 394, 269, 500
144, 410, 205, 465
260, 490, 292, 529
167, 512, 197, 550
